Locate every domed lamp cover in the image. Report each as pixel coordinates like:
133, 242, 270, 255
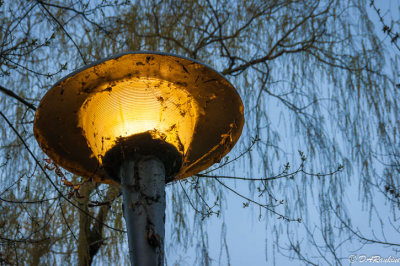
34, 52, 244, 184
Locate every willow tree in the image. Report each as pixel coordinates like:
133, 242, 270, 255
1, 0, 398, 265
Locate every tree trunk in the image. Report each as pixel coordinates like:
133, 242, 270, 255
77, 183, 119, 266
120, 156, 166, 266
78, 182, 94, 266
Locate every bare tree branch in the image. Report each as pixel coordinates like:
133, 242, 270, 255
0, 85, 36, 111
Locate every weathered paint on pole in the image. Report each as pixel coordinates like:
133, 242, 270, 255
120, 156, 165, 266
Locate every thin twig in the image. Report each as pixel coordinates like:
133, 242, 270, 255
37, 1, 87, 64
215, 177, 299, 222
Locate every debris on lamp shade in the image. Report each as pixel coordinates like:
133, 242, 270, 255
33, 52, 244, 184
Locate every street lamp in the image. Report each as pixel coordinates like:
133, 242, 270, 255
34, 52, 244, 265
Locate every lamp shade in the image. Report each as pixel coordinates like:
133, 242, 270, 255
33, 52, 244, 184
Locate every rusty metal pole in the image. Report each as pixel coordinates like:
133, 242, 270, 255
120, 156, 166, 266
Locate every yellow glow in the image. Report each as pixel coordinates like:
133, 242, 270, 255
79, 77, 198, 163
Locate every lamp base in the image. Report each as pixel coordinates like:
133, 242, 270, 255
102, 131, 182, 183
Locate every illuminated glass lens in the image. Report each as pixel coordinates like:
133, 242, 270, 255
79, 77, 198, 163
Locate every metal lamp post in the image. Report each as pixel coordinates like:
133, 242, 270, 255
33, 52, 244, 265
